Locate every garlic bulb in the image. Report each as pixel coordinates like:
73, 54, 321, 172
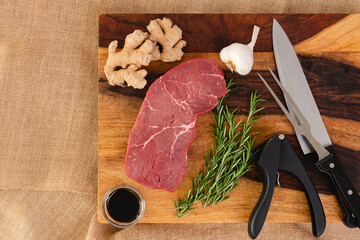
220, 25, 260, 75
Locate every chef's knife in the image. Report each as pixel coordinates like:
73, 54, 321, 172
272, 19, 360, 228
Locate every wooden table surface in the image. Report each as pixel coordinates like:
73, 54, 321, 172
98, 14, 360, 223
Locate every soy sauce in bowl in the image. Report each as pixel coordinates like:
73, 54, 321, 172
107, 188, 140, 222
102, 185, 145, 228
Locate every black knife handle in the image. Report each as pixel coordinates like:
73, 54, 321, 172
334, 181, 359, 228
325, 146, 358, 228
248, 159, 278, 239
316, 146, 360, 228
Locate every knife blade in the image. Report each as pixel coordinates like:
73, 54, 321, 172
272, 19, 332, 155
272, 19, 360, 228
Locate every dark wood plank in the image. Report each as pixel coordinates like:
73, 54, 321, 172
99, 14, 347, 52
100, 55, 360, 122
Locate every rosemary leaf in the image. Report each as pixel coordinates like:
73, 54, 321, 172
174, 80, 264, 218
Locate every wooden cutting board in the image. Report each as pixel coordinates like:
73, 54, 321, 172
98, 14, 360, 224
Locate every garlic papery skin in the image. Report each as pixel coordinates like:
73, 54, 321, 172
220, 25, 260, 76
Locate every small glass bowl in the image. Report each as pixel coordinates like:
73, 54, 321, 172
102, 185, 145, 228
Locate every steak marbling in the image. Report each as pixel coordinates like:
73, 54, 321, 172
125, 58, 227, 192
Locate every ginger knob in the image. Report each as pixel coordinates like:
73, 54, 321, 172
104, 18, 186, 89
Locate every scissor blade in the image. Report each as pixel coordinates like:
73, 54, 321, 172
272, 19, 332, 155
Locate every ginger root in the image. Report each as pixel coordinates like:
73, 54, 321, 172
104, 30, 159, 89
107, 64, 148, 89
104, 18, 186, 89
147, 18, 186, 62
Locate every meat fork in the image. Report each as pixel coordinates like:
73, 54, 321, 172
258, 68, 329, 161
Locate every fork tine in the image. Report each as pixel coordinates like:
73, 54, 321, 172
262, 68, 330, 159
267, 67, 309, 126
257, 73, 299, 128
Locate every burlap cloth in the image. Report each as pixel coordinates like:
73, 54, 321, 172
0, 0, 359, 239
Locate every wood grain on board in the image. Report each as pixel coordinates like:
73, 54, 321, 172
98, 14, 360, 223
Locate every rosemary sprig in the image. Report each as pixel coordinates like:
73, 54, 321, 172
174, 80, 264, 218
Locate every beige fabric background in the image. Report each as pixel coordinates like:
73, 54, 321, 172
0, 0, 359, 239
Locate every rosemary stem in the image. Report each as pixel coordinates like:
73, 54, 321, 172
174, 80, 264, 218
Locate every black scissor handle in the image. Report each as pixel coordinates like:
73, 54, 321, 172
248, 134, 326, 239
248, 135, 280, 239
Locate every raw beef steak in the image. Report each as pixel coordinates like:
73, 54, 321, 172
125, 58, 227, 192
